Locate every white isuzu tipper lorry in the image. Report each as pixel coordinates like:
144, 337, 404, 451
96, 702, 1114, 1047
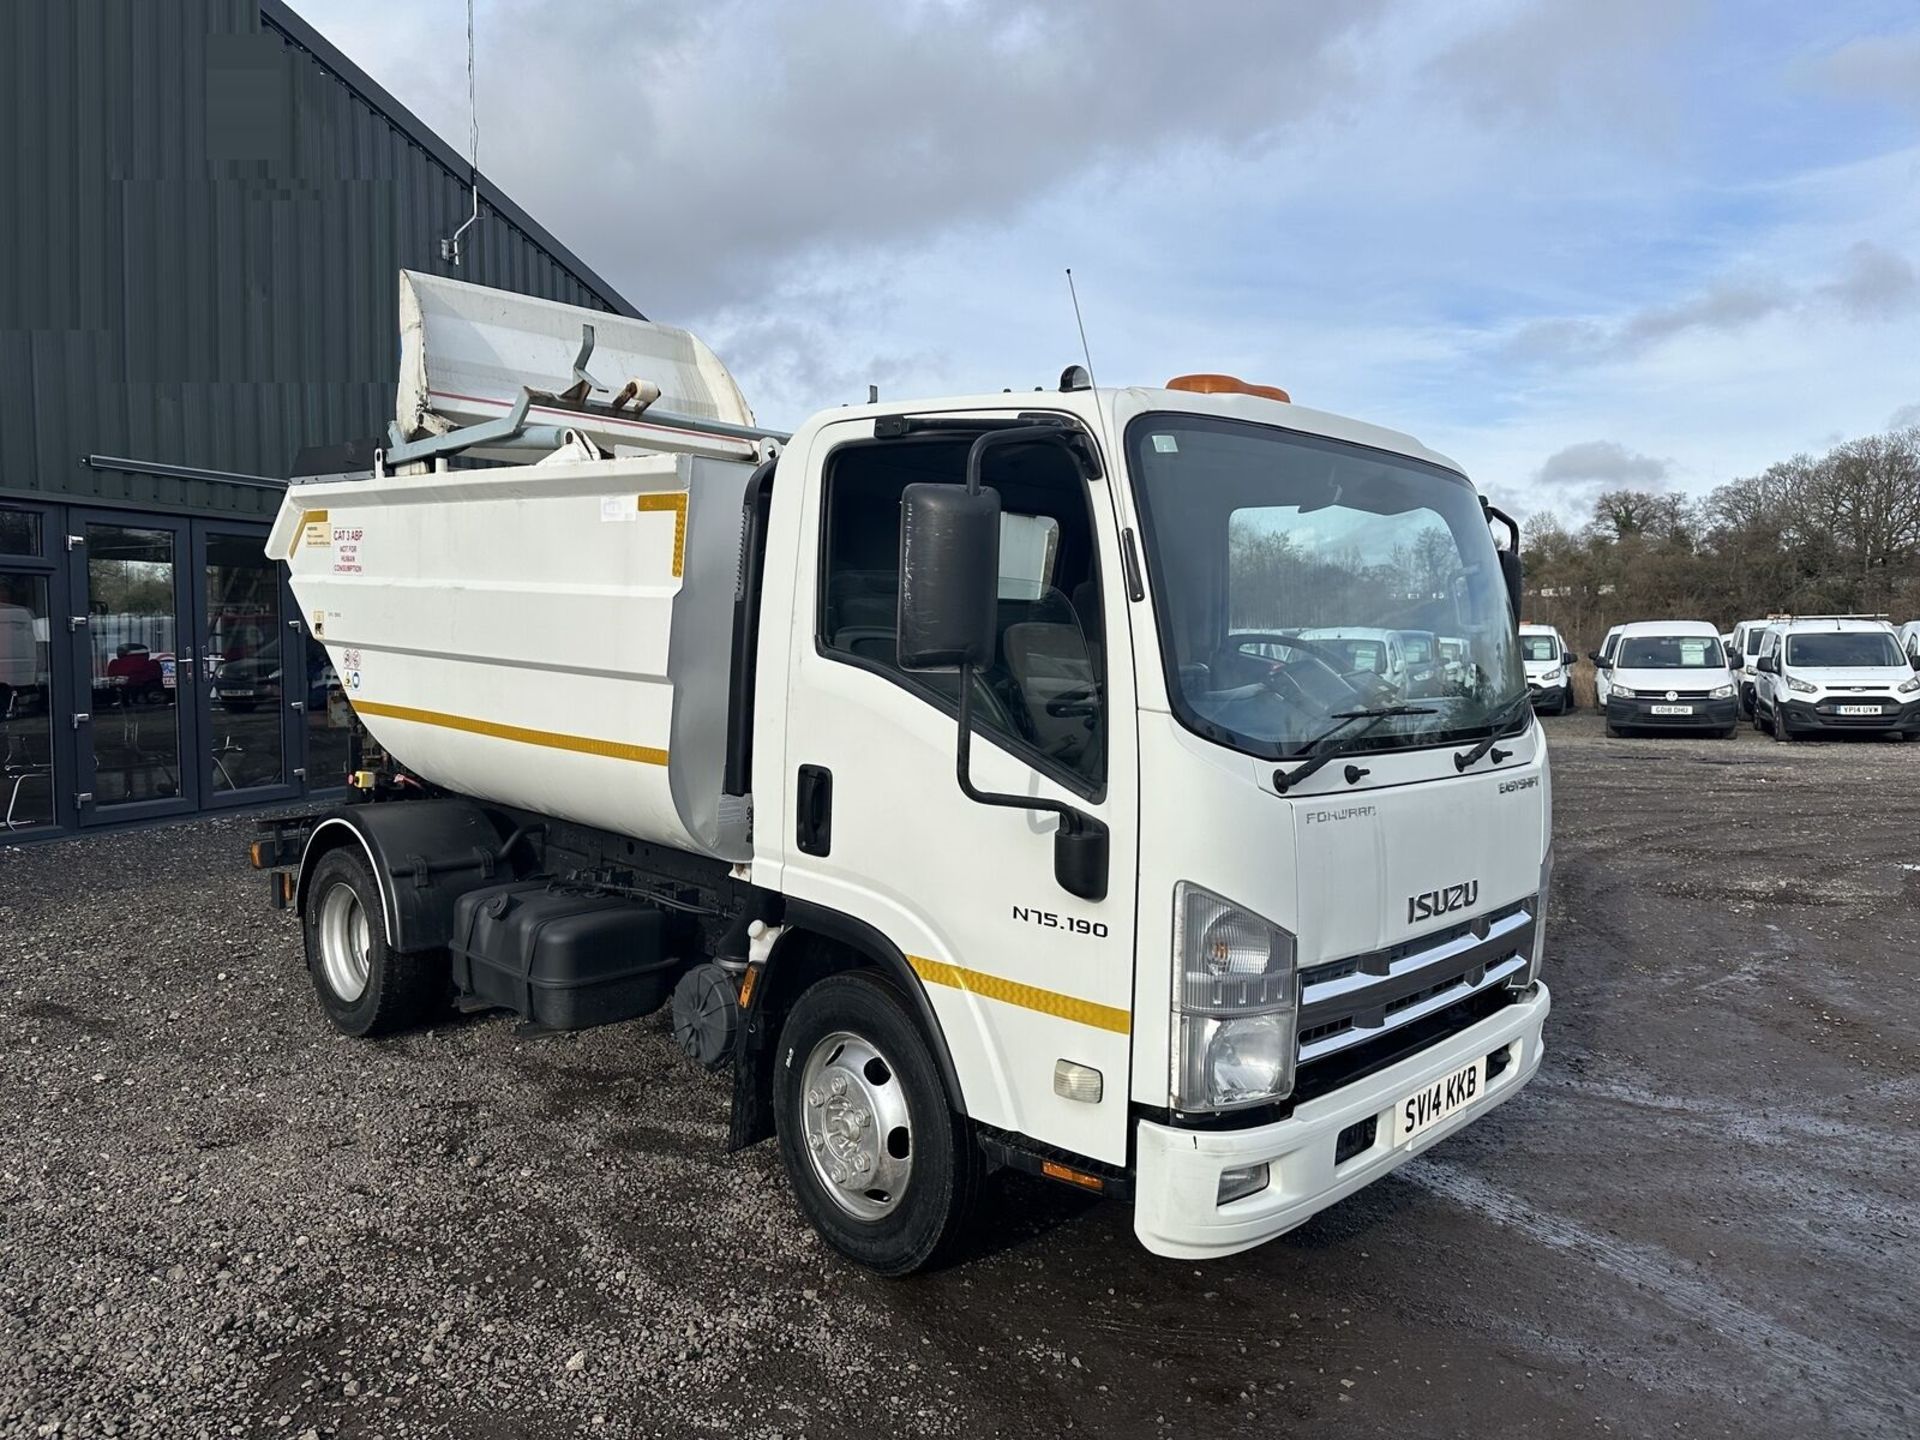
253, 272, 1552, 1273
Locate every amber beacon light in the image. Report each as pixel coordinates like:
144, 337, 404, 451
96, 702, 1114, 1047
1166, 373, 1292, 404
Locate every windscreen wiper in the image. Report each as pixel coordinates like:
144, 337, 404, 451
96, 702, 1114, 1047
1274, 705, 1436, 794
1453, 692, 1535, 772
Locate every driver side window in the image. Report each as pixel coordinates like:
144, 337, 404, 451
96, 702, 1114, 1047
817, 437, 1107, 796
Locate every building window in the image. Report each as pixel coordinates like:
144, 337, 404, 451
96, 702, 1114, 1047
1, 574, 54, 831
0, 509, 41, 558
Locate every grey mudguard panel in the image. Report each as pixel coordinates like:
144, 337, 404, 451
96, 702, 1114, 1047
665, 455, 756, 862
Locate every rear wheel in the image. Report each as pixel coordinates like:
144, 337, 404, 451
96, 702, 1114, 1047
302, 846, 446, 1036
773, 973, 979, 1275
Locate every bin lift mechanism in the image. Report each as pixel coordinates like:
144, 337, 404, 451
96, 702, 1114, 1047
376, 321, 792, 473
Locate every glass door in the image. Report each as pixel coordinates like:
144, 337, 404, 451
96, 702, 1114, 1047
2, 502, 61, 835
68, 513, 199, 824
197, 525, 299, 807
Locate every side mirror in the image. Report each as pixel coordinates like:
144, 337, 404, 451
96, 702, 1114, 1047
1562, 649, 1576, 665
897, 483, 1000, 671
1497, 551, 1524, 627
1591, 654, 1611, 671
1054, 816, 1110, 903
1725, 653, 1743, 671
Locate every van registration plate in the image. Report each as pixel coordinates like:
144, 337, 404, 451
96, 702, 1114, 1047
1650, 704, 1692, 715
1393, 1057, 1488, 1146
1836, 705, 1881, 716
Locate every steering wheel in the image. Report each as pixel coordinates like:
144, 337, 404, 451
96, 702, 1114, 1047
1044, 685, 1101, 718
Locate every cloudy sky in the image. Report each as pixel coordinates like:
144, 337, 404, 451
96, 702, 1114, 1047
292, 0, 1920, 521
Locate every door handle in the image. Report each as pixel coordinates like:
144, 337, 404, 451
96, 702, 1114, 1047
796, 765, 833, 857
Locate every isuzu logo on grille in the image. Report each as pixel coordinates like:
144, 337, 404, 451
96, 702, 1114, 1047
1408, 880, 1480, 925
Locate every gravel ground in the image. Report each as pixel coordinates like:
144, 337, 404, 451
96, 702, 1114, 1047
3, 710, 1916, 1439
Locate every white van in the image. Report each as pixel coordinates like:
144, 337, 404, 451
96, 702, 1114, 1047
1726, 618, 1776, 715
1517, 623, 1574, 714
1595, 620, 1739, 738
1589, 624, 1625, 707
0, 602, 37, 713
1753, 618, 1920, 741
1898, 621, 1920, 665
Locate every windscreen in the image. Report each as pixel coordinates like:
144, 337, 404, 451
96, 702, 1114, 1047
1520, 635, 1560, 662
1127, 414, 1524, 759
1618, 635, 1724, 669
1785, 631, 1904, 667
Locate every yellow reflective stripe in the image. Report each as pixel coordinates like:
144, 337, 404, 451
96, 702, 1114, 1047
352, 699, 668, 766
636, 492, 688, 577
907, 954, 1130, 1035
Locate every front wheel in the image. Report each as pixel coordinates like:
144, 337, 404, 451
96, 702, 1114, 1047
302, 846, 446, 1036
1771, 710, 1793, 742
773, 973, 980, 1275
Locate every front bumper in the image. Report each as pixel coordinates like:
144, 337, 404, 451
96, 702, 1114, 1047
1606, 696, 1737, 730
1526, 681, 1569, 710
1777, 697, 1920, 734
1133, 983, 1550, 1259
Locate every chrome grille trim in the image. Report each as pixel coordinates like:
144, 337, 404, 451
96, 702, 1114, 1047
1295, 900, 1536, 1065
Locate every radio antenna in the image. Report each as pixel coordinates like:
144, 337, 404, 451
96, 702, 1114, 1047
1065, 267, 1120, 471
1066, 268, 1097, 386
441, 0, 480, 266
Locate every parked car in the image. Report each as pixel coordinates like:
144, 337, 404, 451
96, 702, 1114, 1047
96, 644, 172, 705
1517, 623, 1575, 714
1752, 618, 1920, 742
213, 640, 337, 713
1589, 624, 1626, 707
1897, 620, 1920, 665
1594, 620, 1738, 738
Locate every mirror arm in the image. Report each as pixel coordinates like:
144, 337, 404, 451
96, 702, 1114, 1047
955, 665, 1079, 825
956, 665, 1109, 901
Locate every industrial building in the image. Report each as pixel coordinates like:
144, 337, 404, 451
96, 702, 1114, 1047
0, 0, 641, 840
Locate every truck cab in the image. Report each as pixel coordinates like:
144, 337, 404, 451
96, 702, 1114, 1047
259, 278, 1552, 1273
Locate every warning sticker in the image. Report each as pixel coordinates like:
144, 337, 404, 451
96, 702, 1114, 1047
331, 524, 366, 576
298, 510, 331, 551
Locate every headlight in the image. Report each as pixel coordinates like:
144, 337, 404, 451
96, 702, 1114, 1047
1611, 683, 1636, 698
1710, 683, 1734, 699
1898, 675, 1920, 695
1786, 675, 1816, 694
1173, 883, 1297, 1112
1540, 667, 1564, 684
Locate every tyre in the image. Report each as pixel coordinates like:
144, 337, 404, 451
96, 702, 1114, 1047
302, 846, 446, 1036
1771, 710, 1793, 743
773, 972, 980, 1276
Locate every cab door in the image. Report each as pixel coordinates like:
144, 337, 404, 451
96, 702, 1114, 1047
772, 418, 1139, 1167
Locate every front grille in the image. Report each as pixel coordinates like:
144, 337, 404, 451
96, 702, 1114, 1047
1295, 899, 1535, 1068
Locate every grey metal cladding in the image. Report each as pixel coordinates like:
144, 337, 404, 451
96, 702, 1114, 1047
0, 0, 642, 520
